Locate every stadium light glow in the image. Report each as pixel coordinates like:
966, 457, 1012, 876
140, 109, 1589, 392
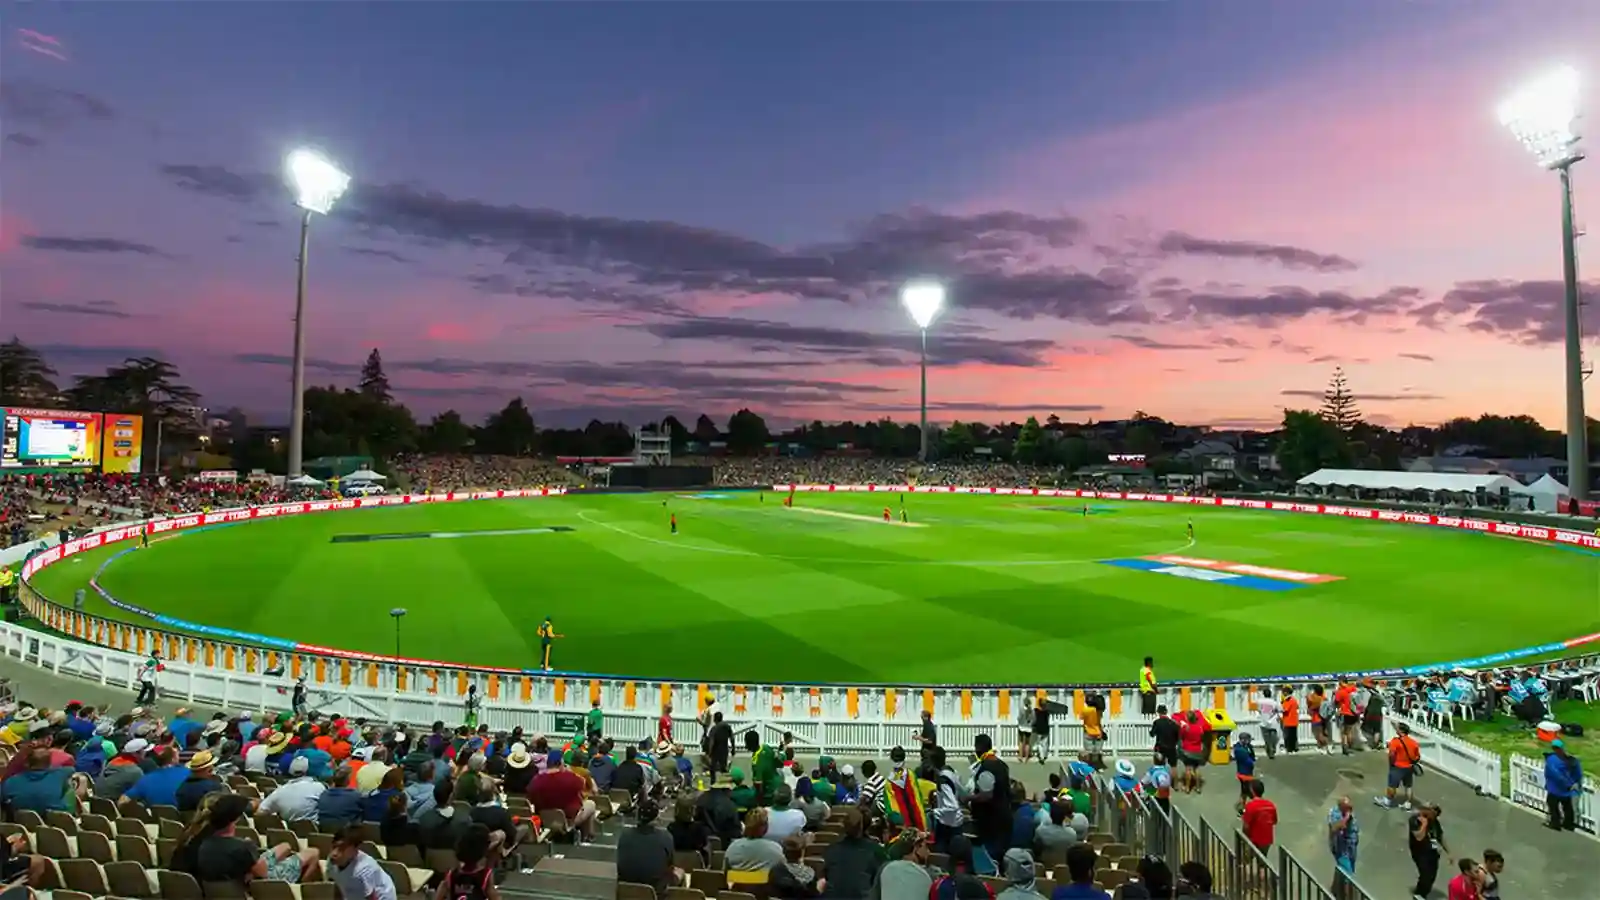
287, 148, 350, 215
283, 148, 351, 478
1499, 66, 1582, 169
902, 281, 946, 462
1498, 66, 1590, 501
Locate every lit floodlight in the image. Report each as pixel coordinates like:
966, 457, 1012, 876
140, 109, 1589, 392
901, 281, 945, 330
1499, 66, 1582, 168
287, 148, 350, 214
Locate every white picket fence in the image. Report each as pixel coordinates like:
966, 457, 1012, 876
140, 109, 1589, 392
1508, 750, 1598, 832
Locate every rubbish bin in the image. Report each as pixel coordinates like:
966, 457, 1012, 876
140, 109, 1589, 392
1205, 708, 1236, 765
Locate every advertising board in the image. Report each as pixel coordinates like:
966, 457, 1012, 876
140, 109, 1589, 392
99, 412, 144, 474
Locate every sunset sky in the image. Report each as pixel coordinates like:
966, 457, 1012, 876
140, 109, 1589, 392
4, 2, 1600, 430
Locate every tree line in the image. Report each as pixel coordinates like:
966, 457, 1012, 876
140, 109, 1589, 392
1, 338, 1592, 479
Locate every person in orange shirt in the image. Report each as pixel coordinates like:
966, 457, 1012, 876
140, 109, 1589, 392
1279, 686, 1300, 754
1379, 722, 1421, 810
1307, 685, 1329, 753
1333, 679, 1358, 756
1082, 697, 1106, 767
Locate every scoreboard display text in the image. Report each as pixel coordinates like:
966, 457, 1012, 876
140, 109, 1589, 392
0, 407, 103, 469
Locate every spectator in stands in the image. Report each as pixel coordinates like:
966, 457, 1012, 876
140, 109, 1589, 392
0, 830, 46, 889
260, 756, 325, 822
317, 764, 363, 829
405, 761, 440, 822
96, 736, 150, 800
795, 776, 830, 829
969, 733, 1012, 868
1176, 710, 1209, 794
997, 849, 1046, 900
667, 793, 710, 866
356, 745, 393, 792
821, 807, 880, 900
528, 750, 597, 843
1177, 861, 1221, 899
1034, 801, 1079, 857
931, 832, 990, 900
725, 807, 786, 872
362, 765, 405, 823
168, 707, 202, 747
878, 828, 937, 900
176, 749, 225, 812
418, 780, 469, 851
617, 795, 682, 896
1051, 843, 1109, 900
1241, 780, 1277, 854
122, 744, 187, 808
1010, 782, 1039, 851
1132, 857, 1173, 898
770, 834, 822, 898
328, 825, 398, 900
175, 793, 321, 884
767, 783, 808, 842
439, 823, 502, 900
469, 779, 527, 864
1543, 739, 1583, 831
1, 747, 70, 814
696, 774, 742, 849
729, 768, 757, 811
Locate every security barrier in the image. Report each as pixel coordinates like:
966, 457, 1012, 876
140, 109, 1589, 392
1508, 750, 1598, 833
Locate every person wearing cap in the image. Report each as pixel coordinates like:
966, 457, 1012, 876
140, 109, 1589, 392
877, 827, 937, 899
696, 772, 742, 848
259, 754, 326, 822
1543, 738, 1583, 831
122, 744, 188, 807
727, 766, 757, 812
528, 750, 596, 842
96, 737, 151, 800
176, 750, 227, 813
0, 747, 72, 814
998, 848, 1047, 900
168, 707, 202, 748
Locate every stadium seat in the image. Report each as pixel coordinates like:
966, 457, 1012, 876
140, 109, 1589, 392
158, 871, 204, 900
104, 860, 158, 897
59, 858, 110, 895
1117, 855, 1141, 872
1101, 842, 1130, 860
674, 851, 702, 873
617, 882, 658, 900
33, 826, 73, 859
690, 869, 726, 896
117, 834, 157, 867
80, 813, 117, 839
1100, 870, 1131, 890
46, 810, 78, 833
666, 888, 706, 900
247, 882, 299, 900
77, 829, 116, 864
204, 880, 251, 899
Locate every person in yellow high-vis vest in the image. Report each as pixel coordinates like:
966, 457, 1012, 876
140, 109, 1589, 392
0, 566, 14, 603
1139, 656, 1158, 715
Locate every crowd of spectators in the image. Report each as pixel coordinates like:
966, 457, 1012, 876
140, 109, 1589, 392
4, 472, 333, 522
391, 455, 583, 492
706, 458, 1078, 489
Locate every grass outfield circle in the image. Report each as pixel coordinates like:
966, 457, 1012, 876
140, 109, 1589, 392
28, 491, 1600, 685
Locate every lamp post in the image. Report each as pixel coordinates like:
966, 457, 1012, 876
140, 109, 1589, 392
901, 281, 946, 462
389, 607, 407, 658
284, 148, 351, 478
1500, 66, 1591, 499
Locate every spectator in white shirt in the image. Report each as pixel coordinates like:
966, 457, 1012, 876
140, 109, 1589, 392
260, 756, 327, 823
766, 785, 808, 843
328, 826, 397, 900
1257, 694, 1282, 759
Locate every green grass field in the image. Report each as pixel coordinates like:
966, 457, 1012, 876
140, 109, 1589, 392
26, 491, 1600, 685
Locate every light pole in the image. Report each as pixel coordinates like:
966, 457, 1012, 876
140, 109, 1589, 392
390, 607, 407, 658
901, 281, 946, 462
284, 148, 351, 478
1500, 66, 1591, 500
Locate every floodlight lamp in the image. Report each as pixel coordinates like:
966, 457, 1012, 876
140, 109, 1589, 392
1499, 66, 1583, 168
287, 148, 350, 214
390, 607, 408, 618
901, 281, 945, 329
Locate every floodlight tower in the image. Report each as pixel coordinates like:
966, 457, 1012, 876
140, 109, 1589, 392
285, 148, 351, 478
901, 281, 946, 462
1500, 66, 1591, 499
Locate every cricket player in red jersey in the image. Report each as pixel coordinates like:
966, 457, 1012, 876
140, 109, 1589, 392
670, 513, 678, 534
883, 507, 892, 521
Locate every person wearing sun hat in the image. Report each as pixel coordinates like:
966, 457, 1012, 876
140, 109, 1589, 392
503, 743, 535, 795
3, 707, 36, 744
176, 749, 225, 812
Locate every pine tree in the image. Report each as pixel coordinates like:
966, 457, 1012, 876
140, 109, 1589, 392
358, 349, 391, 403
1319, 367, 1361, 432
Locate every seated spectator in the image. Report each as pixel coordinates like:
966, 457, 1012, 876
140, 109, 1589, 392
176, 793, 322, 884
696, 774, 742, 849
1177, 861, 1221, 900
528, 751, 597, 843
725, 808, 786, 872
997, 849, 1047, 900
878, 829, 937, 900
1034, 802, 1079, 857
440, 824, 502, 900
356, 746, 393, 792
468, 779, 528, 862
0, 831, 47, 888
404, 761, 440, 823
328, 825, 398, 900
503, 745, 535, 796
617, 796, 681, 896
123, 745, 188, 807
1010, 782, 1038, 850
1051, 844, 1110, 900
176, 750, 226, 813
795, 778, 830, 830
612, 745, 645, 798
260, 756, 326, 823
771, 834, 822, 898
418, 780, 469, 850
588, 743, 619, 793
931, 833, 990, 900
317, 765, 363, 829
1, 747, 71, 814
821, 808, 879, 899
767, 784, 808, 842
362, 766, 405, 823
95, 737, 150, 800
667, 793, 711, 865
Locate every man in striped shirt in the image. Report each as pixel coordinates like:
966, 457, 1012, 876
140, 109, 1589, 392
858, 760, 886, 810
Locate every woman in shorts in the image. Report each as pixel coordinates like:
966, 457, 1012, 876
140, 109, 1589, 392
1177, 710, 1210, 793
1017, 698, 1033, 762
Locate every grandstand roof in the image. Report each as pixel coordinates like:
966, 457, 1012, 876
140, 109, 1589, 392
1297, 468, 1531, 494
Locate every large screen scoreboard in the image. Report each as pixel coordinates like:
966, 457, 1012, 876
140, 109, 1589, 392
0, 407, 144, 472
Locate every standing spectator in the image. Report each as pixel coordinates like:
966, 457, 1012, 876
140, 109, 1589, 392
1543, 739, 1583, 831
1360, 681, 1385, 750
706, 712, 733, 780
821, 807, 879, 900
1326, 796, 1360, 891
1050, 843, 1110, 900
329, 825, 397, 900
969, 734, 1012, 869
1480, 849, 1503, 900
1333, 678, 1359, 755
1281, 687, 1301, 754
616, 796, 681, 896
1017, 699, 1033, 763
1241, 780, 1277, 855
137, 653, 161, 705
1177, 710, 1209, 794
1138, 657, 1158, 716
1148, 706, 1179, 768
1308, 685, 1330, 754
1378, 724, 1422, 810
916, 710, 938, 765
1446, 858, 1485, 900
1231, 733, 1257, 812
1408, 804, 1452, 899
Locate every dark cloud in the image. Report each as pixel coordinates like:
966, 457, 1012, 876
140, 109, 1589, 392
859, 401, 1105, 415
1280, 389, 1441, 402
1157, 232, 1358, 273
21, 235, 161, 255
1399, 352, 1435, 361
1111, 334, 1206, 351
33, 343, 161, 365
344, 246, 412, 264
1309, 354, 1340, 363
233, 353, 362, 375
0, 81, 113, 130
1172, 286, 1417, 326
1215, 356, 1246, 363
1423, 279, 1600, 344
17, 300, 129, 319
157, 164, 277, 204
4, 132, 41, 148
641, 315, 1055, 368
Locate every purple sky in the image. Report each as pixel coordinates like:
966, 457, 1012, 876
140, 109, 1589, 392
4, 3, 1599, 429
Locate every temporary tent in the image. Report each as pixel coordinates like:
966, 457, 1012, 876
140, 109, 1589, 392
286, 474, 324, 487
1297, 469, 1530, 496
1523, 474, 1568, 513
344, 468, 387, 482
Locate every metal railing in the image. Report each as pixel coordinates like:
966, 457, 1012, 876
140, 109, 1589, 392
1233, 830, 1280, 900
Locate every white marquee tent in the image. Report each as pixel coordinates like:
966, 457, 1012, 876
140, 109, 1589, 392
1522, 473, 1568, 513
1296, 469, 1531, 495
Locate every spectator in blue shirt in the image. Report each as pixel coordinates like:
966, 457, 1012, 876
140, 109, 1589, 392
67, 707, 98, 742
1544, 740, 1584, 831
122, 746, 188, 808
1232, 733, 1258, 812
1010, 782, 1038, 850
317, 765, 363, 828
1050, 843, 1110, 900
167, 709, 202, 748
175, 751, 226, 813
287, 745, 334, 780
1, 748, 71, 815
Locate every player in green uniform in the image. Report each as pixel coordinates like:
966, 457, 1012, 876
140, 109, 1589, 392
538, 616, 563, 672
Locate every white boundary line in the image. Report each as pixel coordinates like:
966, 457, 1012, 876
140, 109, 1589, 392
575, 508, 1196, 567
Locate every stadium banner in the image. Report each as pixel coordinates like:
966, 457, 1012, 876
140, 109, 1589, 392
99, 412, 144, 474
0, 407, 103, 469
